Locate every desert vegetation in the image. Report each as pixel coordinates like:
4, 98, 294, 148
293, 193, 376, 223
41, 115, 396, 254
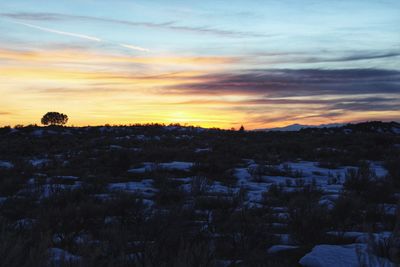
0, 121, 399, 266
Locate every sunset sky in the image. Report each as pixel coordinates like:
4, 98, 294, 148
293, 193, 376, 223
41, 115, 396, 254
0, 0, 399, 129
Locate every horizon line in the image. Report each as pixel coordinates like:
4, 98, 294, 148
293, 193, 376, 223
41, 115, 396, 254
3, 119, 399, 131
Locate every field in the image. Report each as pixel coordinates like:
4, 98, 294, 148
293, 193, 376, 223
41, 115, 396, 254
0, 121, 400, 266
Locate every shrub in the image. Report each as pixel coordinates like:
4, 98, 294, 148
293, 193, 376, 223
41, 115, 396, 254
0, 218, 49, 267
287, 195, 328, 245
343, 162, 376, 194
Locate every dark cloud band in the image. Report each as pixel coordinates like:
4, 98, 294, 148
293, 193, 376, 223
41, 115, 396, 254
167, 68, 400, 97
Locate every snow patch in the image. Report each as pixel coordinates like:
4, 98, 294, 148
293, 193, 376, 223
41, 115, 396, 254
268, 245, 299, 254
299, 244, 392, 267
48, 248, 80, 264
29, 159, 50, 167
159, 161, 193, 171
54, 175, 79, 180
108, 179, 157, 197
195, 148, 212, 153
0, 160, 14, 169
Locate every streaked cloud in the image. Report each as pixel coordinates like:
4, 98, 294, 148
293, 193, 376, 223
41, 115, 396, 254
303, 51, 400, 63
0, 48, 238, 67
0, 12, 274, 38
250, 51, 400, 65
166, 69, 400, 97
8, 21, 150, 53
119, 43, 150, 52
174, 96, 399, 108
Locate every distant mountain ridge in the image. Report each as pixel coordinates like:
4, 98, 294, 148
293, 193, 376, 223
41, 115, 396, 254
256, 121, 400, 133
257, 123, 345, 132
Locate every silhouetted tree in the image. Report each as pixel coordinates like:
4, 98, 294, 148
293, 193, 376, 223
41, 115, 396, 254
239, 125, 245, 132
41, 112, 68, 126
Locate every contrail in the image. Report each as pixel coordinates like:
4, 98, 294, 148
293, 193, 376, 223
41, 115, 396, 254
119, 43, 149, 52
11, 21, 102, 42
10, 20, 150, 53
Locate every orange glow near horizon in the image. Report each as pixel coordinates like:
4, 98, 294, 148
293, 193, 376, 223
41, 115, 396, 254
1, 47, 399, 130
0, 48, 240, 128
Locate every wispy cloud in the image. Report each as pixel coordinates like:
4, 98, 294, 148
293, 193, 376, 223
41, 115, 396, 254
174, 96, 399, 107
0, 48, 238, 66
248, 50, 400, 65
0, 12, 273, 38
299, 51, 400, 63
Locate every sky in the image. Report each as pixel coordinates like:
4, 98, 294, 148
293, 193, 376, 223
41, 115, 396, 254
0, 0, 399, 129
